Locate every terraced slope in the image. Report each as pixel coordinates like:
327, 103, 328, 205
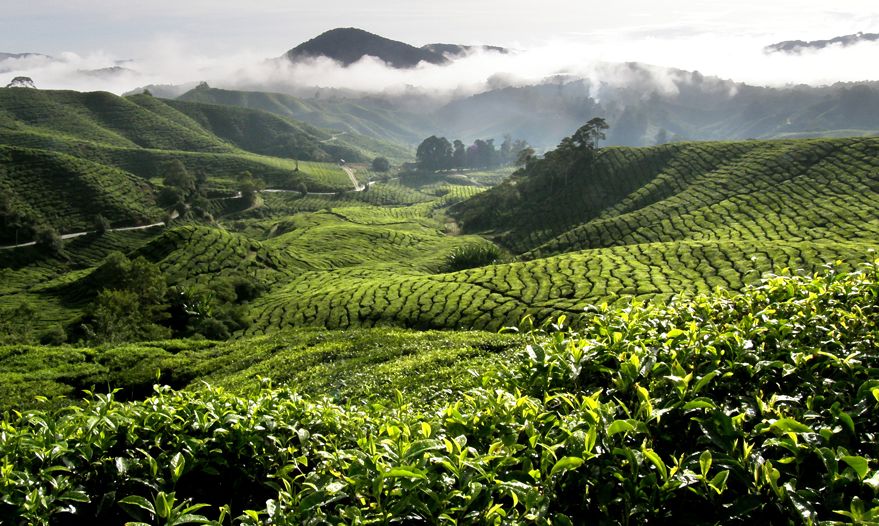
451, 138, 879, 256
0, 88, 232, 152
0, 146, 162, 242
177, 86, 430, 145
4, 135, 878, 337
239, 137, 879, 333
159, 98, 411, 162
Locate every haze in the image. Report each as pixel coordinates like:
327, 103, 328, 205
2, 0, 878, 94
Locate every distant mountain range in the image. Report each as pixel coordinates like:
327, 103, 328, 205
284, 27, 508, 68
0, 52, 50, 61
766, 32, 879, 53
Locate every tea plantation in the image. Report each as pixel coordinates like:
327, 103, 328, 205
2, 263, 878, 524
2, 101, 879, 524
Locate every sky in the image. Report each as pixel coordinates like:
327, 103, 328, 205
1, 0, 878, 93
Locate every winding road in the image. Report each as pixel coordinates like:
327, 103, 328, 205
0, 165, 368, 250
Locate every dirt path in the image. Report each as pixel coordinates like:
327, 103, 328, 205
0, 221, 168, 250
319, 131, 348, 144
0, 169, 368, 250
340, 165, 365, 191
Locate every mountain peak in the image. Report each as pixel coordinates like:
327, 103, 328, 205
284, 27, 447, 68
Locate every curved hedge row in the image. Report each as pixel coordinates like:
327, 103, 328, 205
2, 261, 878, 524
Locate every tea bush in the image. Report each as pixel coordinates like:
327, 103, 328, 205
2, 261, 878, 524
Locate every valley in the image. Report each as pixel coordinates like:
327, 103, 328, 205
1, 17, 879, 525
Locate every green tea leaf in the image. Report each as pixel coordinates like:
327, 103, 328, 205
550, 456, 584, 477
607, 420, 636, 436
119, 495, 155, 515
384, 467, 427, 479
842, 456, 870, 480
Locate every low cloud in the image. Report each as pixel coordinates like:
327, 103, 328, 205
2, 32, 877, 98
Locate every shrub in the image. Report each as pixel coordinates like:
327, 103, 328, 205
443, 242, 504, 272
372, 156, 391, 172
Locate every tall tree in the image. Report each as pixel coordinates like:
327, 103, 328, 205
452, 140, 467, 171
416, 136, 453, 171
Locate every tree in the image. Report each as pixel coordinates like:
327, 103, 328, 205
570, 117, 609, 151
81, 252, 171, 343
297, 182, 308, 197
237, 171, 264, 206
416, 136, 453, 171
372, 157, 390, 172
468, 139, 498, 169
6, 76, 35, 89
0, 302, 38, 344
84, 289, 171, 344
34, 225, 63, 254
163, 160, 195, 197
93, 214, 111, 235
452, 140, 467, 171
500, 135, 514, 165
516, 147, 536, 167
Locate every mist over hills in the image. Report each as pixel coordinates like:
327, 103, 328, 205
285, 28, 448, 68
176, 72, 879, 150
766, 32, 879, 54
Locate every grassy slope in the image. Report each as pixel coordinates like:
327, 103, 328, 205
3, 138, 878, 337
0, 145, 163, 239
452, 138, 879, 256
0, 328, 522, 411
243, 138, 879, 332
177, 86, 429, 147
2, 265, 878, 524
0, 88, 362, 238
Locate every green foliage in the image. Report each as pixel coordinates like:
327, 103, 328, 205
416, 135, 452, 171
0, 329, 520, 412
2, 264, 879, 524
443, 242, 505, 272
0, 146, 161, 243
371, 156, 390, 172
82, 289, 171, 344
451, 137, 879, 258
0, 302, 37, 344
80, 252, 171, 343
33, 224, 63, 254
177, 86, 427, 150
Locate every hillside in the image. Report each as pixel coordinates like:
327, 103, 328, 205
0, 87, 405, 162
0, 146, 162, 243
451, 137, 879, 256
0, 87, 377, 239
766, 31, 879, 53
3, 263, 878, 523
176, 74, 879, 151
177, 86, 430, 146
435, 76, 879, 148
284, 27, 447, 68
3, 136, 877, 339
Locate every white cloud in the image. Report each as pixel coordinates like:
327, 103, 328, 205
2, 30, 877, 98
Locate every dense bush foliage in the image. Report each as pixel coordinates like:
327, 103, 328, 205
443, 242, 505, 272
2, 262, 878, 524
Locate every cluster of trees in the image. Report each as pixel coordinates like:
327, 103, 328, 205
0, 194, 66, 252
75, 252, 263, 343
158, 160, 264, 222
0, 250, 268, 346
416, 135, 531, 172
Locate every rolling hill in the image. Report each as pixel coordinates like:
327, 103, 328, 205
0, 87, 393, 239
766, 31, 879, 53
284, 27, 449, 68
0, 87, 406, 162
176, 85, 430, 146
0, 145, 162, 243
4, 135, 878, 338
